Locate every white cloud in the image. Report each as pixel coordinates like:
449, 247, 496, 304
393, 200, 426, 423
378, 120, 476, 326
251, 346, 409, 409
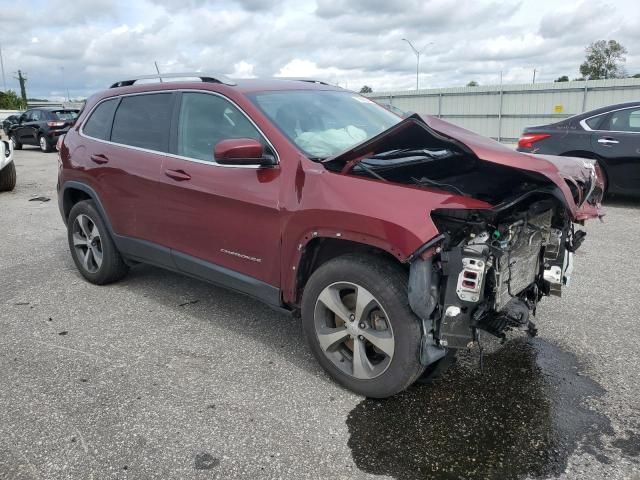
230, 60, 257, 78
0, 0, 638, 99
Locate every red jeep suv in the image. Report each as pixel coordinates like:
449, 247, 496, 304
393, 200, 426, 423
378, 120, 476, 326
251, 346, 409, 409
57, 73, 603, 398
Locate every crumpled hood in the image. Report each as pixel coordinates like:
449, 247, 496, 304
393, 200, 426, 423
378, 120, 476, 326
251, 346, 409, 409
323, 114, 603, 221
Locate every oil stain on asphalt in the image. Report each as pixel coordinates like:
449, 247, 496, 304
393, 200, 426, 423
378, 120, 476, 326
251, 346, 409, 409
346, 338, 626, 480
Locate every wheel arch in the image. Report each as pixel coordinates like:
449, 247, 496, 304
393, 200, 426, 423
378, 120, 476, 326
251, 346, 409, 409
60, 181, 114, 235
285, 233, 408, 306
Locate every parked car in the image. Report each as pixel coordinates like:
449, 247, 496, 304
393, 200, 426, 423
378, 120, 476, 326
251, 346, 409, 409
0, 139, 16, 191
57, 73, 603, 398
517, 101, 640, 196
9, 107, 79, 152
2, 114, 20, 136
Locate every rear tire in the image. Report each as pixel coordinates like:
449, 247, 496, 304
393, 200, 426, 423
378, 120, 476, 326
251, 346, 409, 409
301, 254, 425, 398
10, 136, 22, 150
67, 200, 129, 285
0, 162, 16, 192
39, 135, 52, 153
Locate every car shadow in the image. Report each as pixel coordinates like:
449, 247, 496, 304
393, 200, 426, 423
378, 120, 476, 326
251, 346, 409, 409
116, 262, 321, 375
603, 194, 640, 208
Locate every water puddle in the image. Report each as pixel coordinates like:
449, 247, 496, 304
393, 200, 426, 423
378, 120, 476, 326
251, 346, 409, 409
346, 338, 616, 480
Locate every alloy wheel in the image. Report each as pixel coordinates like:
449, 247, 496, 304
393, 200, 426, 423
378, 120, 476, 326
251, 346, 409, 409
72, 214, 103, 273
39, 136, 47, 151
313, 282, 395, 380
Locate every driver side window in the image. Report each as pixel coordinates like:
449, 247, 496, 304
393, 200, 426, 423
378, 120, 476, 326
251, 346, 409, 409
177, 92, 264, 163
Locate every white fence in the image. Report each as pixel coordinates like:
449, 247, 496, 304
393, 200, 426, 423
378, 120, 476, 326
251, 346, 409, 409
0, 110, 20, 122
367, 78, 640, 142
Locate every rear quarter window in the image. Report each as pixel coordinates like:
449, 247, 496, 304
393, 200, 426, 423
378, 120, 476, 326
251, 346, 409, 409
83, 99, 119, 141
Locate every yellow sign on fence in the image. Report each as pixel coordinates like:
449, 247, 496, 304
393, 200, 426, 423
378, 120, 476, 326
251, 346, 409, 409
554, 104, 564, 113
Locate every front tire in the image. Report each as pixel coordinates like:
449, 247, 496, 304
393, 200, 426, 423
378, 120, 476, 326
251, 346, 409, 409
0, 162, 16, 191
301, 254, 424, 398
67, 200, 129, 285
10, 136, 22, 150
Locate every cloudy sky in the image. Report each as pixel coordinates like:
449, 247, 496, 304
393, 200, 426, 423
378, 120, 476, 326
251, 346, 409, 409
0, 0, 638, 100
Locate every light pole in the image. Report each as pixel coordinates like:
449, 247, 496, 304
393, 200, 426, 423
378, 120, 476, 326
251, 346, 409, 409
402, 38, 433, 91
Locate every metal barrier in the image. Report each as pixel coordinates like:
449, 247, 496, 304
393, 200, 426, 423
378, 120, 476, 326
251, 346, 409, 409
367, 78, 640, 142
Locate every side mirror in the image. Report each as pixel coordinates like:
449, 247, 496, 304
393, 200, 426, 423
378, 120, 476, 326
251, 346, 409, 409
214, 138, 276, 166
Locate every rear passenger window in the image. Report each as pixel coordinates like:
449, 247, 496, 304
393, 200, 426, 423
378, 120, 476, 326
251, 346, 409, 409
83, 99, 118, 140
111, 93, 173, 152
585, 114, 606, 130
177, 92, 263, 162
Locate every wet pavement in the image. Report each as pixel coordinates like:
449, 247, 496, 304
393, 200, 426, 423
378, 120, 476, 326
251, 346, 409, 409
1, 148, 640, 479
347, 338, 624, 480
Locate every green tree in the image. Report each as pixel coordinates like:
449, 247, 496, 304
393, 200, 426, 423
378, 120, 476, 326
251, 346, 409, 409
631, 73, 640, 78
579, 40, 627, 80
554, 75, 569, 82
359, 85, 373, 94
466, 80, 479, 87
0, 90, 26, 109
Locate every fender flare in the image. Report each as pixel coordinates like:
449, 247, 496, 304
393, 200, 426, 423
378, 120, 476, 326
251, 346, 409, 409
59, 181, 115, 236
282, 227, 410, 304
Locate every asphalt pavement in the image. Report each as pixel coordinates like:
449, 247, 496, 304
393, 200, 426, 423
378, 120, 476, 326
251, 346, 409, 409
1, 147, 639, 480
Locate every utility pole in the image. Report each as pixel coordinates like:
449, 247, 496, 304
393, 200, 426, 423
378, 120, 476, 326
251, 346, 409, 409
0, 43, 6, 92
16, 70, 27, 105
532, 68, 537, 84
402, 38, 434, 91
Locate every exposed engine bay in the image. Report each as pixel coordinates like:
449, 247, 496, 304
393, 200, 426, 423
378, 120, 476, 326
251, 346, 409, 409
424, 198, 585, 350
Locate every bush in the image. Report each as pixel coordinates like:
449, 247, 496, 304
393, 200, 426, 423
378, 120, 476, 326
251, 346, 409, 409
0, 90, 27, 110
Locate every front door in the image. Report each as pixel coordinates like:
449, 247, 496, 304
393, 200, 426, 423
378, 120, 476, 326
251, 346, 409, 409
16, 110, 39, 145
157, 91, 282, 296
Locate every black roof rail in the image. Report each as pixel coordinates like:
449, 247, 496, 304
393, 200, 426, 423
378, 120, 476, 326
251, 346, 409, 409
109, 72, 236, 88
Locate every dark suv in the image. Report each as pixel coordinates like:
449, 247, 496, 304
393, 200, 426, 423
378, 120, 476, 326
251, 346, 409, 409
10, 107, 78, 152
58, 73, 603, 398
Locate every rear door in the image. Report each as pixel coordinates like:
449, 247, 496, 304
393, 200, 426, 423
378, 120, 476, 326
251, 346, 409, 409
157, 91, 282, 290
80, 93, 174, 249
590, 106, 640, 193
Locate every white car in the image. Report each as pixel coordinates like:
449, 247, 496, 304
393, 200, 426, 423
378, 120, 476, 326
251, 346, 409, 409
0, 139, 16, 191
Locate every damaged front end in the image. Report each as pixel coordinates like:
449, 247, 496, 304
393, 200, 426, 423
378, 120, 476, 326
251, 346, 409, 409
324, 114, 603, 364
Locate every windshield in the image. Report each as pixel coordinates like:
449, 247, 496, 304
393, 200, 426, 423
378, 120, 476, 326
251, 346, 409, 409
249, 90, 401, 159
52, 110, 78, 120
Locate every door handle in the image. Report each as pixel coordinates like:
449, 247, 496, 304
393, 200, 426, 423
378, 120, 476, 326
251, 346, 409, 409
164, 169, 191, 181
90, 154, 109, 164
597, 137, 619, 145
